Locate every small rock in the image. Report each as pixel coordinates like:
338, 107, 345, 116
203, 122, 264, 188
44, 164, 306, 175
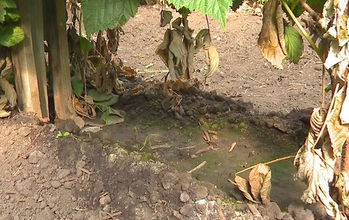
99, 195, 111, 206
51, 180, 61, 189
189, 185, 208, 200
180, 204, 196, 217
18, 127, 31, 137
161, 172, 178, 190
195, 199, 208, 214
288, 204, 314, 220
64, 181, 73, 189
28, 150, 44, 164
173, 210, 183, 219
180, 192, 190, 203
57, 169, 71, 179
36, 207, 54, 220
76, 160, 86, 168
40, 201, 47, 209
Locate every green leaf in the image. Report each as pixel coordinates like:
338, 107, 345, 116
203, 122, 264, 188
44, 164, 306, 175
95, 95, 119, 106
101, 112, 124, 125
0, 25, 24, 47
100, 105, 125, 117
81, 0, 140, 36
284, 26, 303, 64
0, 0, 17, 8
63, 131, 70, 137
79, 36, 93, 53
88, 89, 115, 102
4, 8, 20, 22
0, 8, 5, 23
166, 0, 232, 28
72, 75, 84, 97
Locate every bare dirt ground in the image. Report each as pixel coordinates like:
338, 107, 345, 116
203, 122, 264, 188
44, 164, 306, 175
0, 4, 332, 220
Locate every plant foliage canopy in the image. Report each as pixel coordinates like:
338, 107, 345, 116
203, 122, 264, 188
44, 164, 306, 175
81, 0, 140, 36
166, 0, 232, 28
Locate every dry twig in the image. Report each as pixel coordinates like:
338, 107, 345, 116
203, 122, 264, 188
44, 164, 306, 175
188, 161, 206, 174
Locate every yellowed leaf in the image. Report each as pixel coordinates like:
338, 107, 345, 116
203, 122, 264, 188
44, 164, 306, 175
249, 163, 271, 204
235, 175, 259, 203
258, 0, 286, 69
204, 45, 219, 79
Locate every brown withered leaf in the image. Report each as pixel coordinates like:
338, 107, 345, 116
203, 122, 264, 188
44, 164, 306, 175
204, 45, 219, 80
249, 163, 272, 204
73, 96, 96, 119
160, 10, 173, 27
169, 30, 187, 77
0, 57, 13, 77
235, 175, 259, 203
156, 29, 171, 68
327, 88, 349, 156
0, 77, 16, 109
258, 0, 286, 69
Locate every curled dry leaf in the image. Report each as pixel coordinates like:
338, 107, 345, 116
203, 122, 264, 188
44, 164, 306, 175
258, 0, 286, 69
160, 10, 173, 27
73, 96, 96, 119
0, 77, 16, 109
204, 45, 219, 80
249, 163, 271, 204
234, 175, 259, 203
0, 57, 13, 77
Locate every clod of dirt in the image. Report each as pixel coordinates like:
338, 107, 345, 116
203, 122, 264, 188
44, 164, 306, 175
28, 150, 44, 164
287, 204, 315, 220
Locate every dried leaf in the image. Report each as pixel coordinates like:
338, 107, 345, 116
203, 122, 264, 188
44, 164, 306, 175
327, 88, 349, 156
160, 10, 173, 27
340, 80, 349, 124
249, 163, 271, 204
0, 57, 12, 77
204, 45, 219, 79
0, 95, 7, 109
156, 29, 171, 68
258, 0, 286, 69
0, 77, 16, 109
121, 66, 137, 78
0, 109, 10, 117
169, 30, 187, 78
234, 175, 259, 203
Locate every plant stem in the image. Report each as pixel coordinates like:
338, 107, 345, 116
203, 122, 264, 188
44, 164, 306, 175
234, 155, 295, 176
281, 0, 323, 61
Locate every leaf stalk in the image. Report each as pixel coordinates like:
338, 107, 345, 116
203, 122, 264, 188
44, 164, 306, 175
281, 0, 323, 61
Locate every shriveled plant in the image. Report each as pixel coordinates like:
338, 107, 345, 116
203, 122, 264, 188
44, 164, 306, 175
258, 0, 349, 219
